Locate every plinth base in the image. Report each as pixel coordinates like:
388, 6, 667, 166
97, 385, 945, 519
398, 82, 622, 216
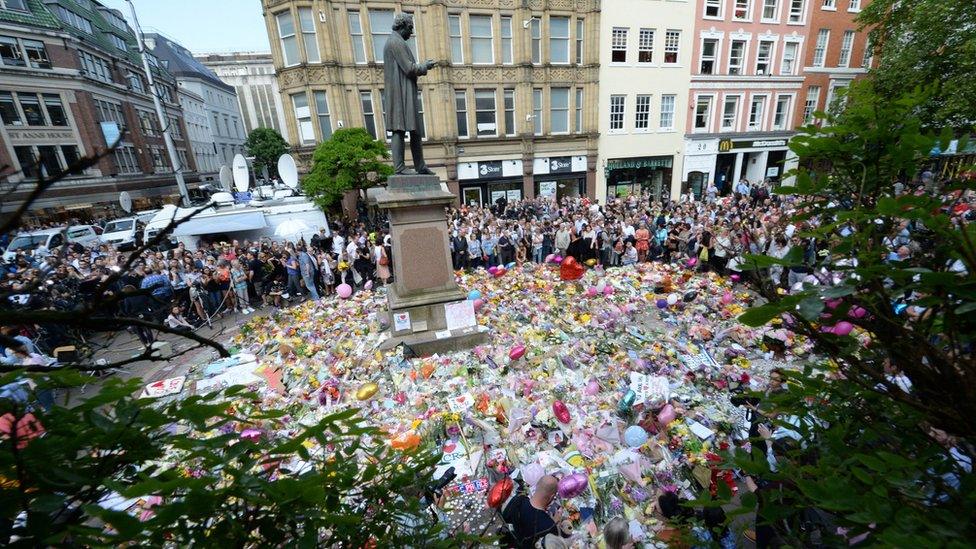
379, 326, 490, 356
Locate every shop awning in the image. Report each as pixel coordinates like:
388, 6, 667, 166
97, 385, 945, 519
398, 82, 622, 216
172, 212, 266, 236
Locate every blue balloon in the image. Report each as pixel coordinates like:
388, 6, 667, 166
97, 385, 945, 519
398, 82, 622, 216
624, 425, 648, 447
467, 290, 482, 301
506, 262, 516, 270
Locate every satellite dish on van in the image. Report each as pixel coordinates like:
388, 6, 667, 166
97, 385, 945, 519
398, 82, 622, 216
219, 165, 233, 192
278, 153, 298, 189
119, 191, 132, 213
232, 154, 250, 193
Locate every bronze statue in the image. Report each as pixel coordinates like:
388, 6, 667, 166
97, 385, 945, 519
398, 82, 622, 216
383, 14, 436, 175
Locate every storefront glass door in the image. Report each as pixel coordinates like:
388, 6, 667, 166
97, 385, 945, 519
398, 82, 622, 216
462, 187, 482, 208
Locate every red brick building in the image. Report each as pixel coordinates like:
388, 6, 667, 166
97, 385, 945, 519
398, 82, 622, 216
793, 0, 873, 128
0, 0, 201, 224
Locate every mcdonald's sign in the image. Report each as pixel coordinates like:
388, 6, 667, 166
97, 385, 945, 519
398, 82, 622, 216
718, 139, 733, 152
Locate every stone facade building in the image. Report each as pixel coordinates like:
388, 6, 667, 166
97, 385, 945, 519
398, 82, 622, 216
197, 51, 292, 143
262, 0, 601, 205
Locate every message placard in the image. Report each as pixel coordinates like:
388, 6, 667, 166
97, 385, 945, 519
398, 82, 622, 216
444, 300, 477, 331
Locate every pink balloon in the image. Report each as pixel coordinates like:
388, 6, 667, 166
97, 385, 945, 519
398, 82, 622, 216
364, 280, 373, 290
337, 284, 353, 299
825, 298, 842, 310
603, 285, 614, 296
554, 255, 564, 263
584, 379, 600, 396
544, 254, 555, 263
488, 266, 499, 275
657, 403, 676, 426
473, 298, 485, 311
721, 292, 734, 304
833, 321, 854, 336
849, 306, 867, 319
730, 274, 741, 282
586, 287, 598, 297
509, 344, 526, 361
686, 257, 698, 268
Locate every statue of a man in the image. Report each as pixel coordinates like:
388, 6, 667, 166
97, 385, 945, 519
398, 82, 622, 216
383, 14, 436, 175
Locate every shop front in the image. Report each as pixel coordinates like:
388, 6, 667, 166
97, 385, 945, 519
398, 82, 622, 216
604, 156, 673, 202
533, 155, 587, 201
715, 136, 791, 188
457, 159, 524, 208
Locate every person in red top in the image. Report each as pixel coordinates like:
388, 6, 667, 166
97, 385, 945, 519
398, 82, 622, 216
634, 225, 651, 262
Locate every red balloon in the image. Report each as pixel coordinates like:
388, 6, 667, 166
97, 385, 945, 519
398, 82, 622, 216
553, 400, 571, 423
487, 477, 514, 508
509, 344, 526, 360
560, 257, 585, 281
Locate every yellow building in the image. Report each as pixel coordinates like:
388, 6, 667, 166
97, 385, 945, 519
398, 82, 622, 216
262, 0, 600, 206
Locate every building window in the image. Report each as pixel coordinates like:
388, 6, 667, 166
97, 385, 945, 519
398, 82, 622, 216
44, 94, 67, 126
550, 16, 570, 64
139, 109, 159, 136
314, 91, 331, 140
721, 95, 739, 130
360, 90, 376, 139
348, 11, 366, 63
802, 86, 820, 123
56, 6, 92, 33
14, 146, 36, 178
788, 0, 805, 23
369, 10, 409, 63
664, 30, 680, 64
2, 0, 28, 12
150, 146, 171, 173
822, 0, 835, 8
728, 40, 745, 75
21, 39, 49, 69
748, 95, 766, 130
694, 96, 712, 131
94, 98, 125, 127
532, 88, 542, 135
127, 73, 144, 93
862, 37, 873, 68
609, 94, 625, 132
0, 91, 20, 125
104, 10, 128, 32
781, 41, 798, 75
114, 145, 141, 174
36, 146, 62, 177
504, 88, 515, 136
299, 7, 319, 63
550, 87, 569, 134
756, 40, 773, 74
838, 30, 855, 67
813, 29, 829, 67
700, 38, 718, 74
638, 28, 654, 63
576, 19, 584, 63
501, 16, 513, 64
292, 92, 314, 144
212, 113, 220, 136
108, 33, 127, 52
634, 94, 651, 131
19, 94, 43, 126
762, 0, 779, 20
470, 14, 493, 64
60, 147, 81, 173
772, 95, 791, 129
531, 19, 541, 64
79, 51, 113, 83
849, 0, 861, 10
659, 94, 675, 130
0, 36, 24, 67
448, 14, 463, 64
176, 149, 188, 170
575, 87, 583, 133
276, 11, 299, 66
455, 89, 468, 138
474, 89, 496, 136
733, 0, 751, 20
167, 116, 182, 139
611, 27, 628, 63
704, 0, 723, 18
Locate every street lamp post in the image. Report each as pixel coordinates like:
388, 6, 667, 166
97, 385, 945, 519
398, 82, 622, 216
125, 0, 190, 207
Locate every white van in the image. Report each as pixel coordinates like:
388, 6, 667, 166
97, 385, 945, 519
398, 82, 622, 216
100, 217, 142, 250
3, 225, 100, 261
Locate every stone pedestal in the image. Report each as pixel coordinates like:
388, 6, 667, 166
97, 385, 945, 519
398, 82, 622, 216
369, 174, 488, 355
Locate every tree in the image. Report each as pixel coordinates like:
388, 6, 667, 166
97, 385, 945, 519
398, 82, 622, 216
0, 144, 454, 546
859, 0, 976, 129
302, 128, 393, 209
716, 81, 976, 545
244, 128, 289, 178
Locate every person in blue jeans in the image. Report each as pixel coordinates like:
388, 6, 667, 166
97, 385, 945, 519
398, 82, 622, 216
298, 246, 320, 300
284, 251, 303, 299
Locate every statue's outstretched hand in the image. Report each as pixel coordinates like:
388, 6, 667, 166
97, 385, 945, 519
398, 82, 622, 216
424, 59, 437, 70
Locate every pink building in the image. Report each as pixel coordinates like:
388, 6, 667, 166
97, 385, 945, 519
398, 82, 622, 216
681, 0, 812, 196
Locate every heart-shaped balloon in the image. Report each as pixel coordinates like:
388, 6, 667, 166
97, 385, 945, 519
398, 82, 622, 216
509, 344, 526, 361
553, 400, 571, 424
560, 257, 585, 281
487, 477, 514, 508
